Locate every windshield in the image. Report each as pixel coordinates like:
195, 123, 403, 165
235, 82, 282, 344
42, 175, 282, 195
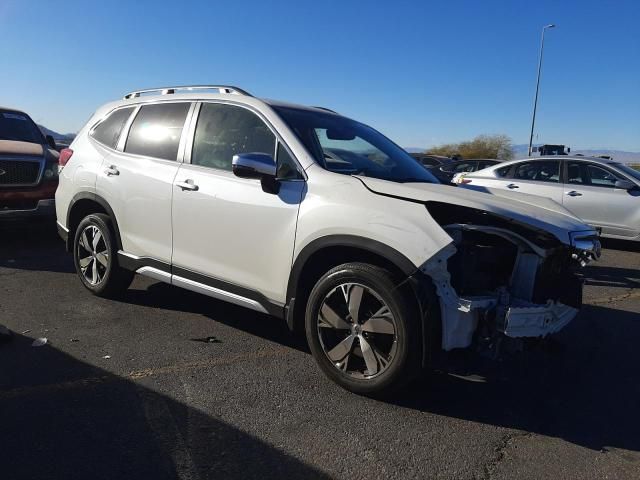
612, 163, 640, 183
273, 106, 438, 183
0, 110, 44, 144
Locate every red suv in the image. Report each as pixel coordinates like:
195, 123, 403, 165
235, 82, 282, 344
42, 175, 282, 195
0, 107, 60, 220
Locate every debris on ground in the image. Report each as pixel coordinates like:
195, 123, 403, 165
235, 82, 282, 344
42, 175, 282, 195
190, 336, 221, 344
31, 337, 48, 347
21, 329, 31, 334
102, 355, 111, 359
70, 338, 79, 342
0, 325, 12, 343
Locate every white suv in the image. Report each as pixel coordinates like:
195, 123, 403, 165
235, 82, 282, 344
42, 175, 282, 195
56, 85, 600, 394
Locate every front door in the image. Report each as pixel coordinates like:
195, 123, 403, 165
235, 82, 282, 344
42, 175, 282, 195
171, 102, 305, 306
563, 161, 640, 237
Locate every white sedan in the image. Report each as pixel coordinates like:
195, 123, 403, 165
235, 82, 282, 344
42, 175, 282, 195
458, 156, 640, 241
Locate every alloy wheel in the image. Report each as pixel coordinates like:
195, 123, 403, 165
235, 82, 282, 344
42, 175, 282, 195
77, 225, 109, 285
317, 283, 398, 379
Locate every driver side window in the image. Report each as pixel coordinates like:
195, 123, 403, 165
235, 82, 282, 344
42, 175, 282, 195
192, 103, 276, 171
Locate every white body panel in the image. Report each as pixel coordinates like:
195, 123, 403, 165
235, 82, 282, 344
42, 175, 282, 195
562, 184, 640, 238
171, 164, 305, 303
95, 148, 178, 263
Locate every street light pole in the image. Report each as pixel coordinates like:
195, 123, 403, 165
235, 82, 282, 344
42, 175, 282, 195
528, 24, 555, 156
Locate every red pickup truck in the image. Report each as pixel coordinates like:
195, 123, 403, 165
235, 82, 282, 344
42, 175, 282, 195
0, 107, 60, 220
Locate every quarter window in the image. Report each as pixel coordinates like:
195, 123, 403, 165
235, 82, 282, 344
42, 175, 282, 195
276, 142, 302, 180
192, 103, 276, 171
125, 103, 190, 161
91, 107, 135, 149
513, 161, 560, 183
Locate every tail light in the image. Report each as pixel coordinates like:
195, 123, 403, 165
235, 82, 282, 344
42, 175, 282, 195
58, 148, 74, 170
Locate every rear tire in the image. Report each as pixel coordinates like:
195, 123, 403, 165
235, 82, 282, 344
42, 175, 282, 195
73, 213, 134, 298
305, 262, 422, 396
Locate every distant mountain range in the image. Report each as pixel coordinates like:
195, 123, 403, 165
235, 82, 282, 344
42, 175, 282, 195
406, 145, 640, 164
38, 125, 75, 143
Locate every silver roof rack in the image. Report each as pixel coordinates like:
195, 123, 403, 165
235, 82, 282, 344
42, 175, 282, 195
123, 85, 252, 100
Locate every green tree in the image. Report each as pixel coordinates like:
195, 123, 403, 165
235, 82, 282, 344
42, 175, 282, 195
426, 134, 514, 160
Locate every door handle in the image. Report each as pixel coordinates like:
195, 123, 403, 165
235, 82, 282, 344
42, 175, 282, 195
507, 183, 519, 189
104, 165, 120, 176
176, 180, 199, 191
566, 190, 582, 197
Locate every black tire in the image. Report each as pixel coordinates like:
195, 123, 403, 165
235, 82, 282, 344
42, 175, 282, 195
305, 262, 422, 395
73, 213, 134, 298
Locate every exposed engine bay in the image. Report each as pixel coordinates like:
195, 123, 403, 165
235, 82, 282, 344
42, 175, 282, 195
423, 202, 600, 351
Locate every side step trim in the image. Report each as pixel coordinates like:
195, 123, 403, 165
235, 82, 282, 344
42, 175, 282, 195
172, 275, 269, 314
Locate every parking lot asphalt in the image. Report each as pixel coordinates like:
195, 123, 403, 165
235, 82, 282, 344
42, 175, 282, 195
1, 222, 639, 480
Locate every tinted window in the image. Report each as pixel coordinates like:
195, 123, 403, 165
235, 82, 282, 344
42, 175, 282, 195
567, 162, 585, 184
586, 164, 619, 187
447, 162, 475, 173
478, 160, 497, 169
276, 142, 302, 180
192, 103, 276, 171
513, 161, 559, 183
91, 107, 134, 148
496, 165, 511, 177
125, 103, 190, 160
0, 110, 43, 144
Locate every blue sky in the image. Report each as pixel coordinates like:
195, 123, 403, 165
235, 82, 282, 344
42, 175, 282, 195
1, 0, 638, 150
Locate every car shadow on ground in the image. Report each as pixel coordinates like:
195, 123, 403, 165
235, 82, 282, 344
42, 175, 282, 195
581, 264, 640, 289
117, 282, 640, 454
0, 332, 329, 480
0, 221, 74, 274
601, 238, 640, 253
3, 222, 639, 455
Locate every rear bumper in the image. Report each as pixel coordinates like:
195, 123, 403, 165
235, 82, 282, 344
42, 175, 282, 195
0, 198, 56, 220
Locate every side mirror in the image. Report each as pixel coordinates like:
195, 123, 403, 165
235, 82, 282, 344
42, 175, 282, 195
232, 153, 279, 194
614, 179, 635, 191
232, 153, 276, 179
45, 135, 57, 150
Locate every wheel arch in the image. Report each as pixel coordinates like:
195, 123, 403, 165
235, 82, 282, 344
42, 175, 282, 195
66, 193, 122, 251
285, 235, 418, 333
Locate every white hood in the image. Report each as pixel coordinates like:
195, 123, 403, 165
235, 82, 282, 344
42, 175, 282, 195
357, 177, 594, 246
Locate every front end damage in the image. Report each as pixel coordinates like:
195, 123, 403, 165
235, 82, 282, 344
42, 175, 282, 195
420, 202, 600, 353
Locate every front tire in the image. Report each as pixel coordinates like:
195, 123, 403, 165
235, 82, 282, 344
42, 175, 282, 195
73, 213, 134, 298
305, 262, 422, 395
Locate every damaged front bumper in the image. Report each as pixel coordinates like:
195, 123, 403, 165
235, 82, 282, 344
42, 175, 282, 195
417, 226, 600, 352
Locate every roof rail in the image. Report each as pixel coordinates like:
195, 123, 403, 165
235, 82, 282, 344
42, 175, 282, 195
313, 106, 338, 114
123, 85, 252, 100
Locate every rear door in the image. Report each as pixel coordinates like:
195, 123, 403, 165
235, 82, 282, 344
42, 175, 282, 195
96, 101, 192, 264
563, 161, 640, 237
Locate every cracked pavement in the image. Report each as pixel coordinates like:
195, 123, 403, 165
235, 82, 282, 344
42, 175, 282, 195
1, 222, 639, 479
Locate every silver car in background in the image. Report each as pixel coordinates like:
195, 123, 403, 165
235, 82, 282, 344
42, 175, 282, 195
458, 156, 640, 241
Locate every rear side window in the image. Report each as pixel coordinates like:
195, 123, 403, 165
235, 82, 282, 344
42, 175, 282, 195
191, 103, 276, 171
90, 107, 135, 148
125, 103, 190, 161
513, 161, 559, 183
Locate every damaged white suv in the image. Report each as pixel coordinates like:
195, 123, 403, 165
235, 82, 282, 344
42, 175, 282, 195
55, 85, 600, 395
